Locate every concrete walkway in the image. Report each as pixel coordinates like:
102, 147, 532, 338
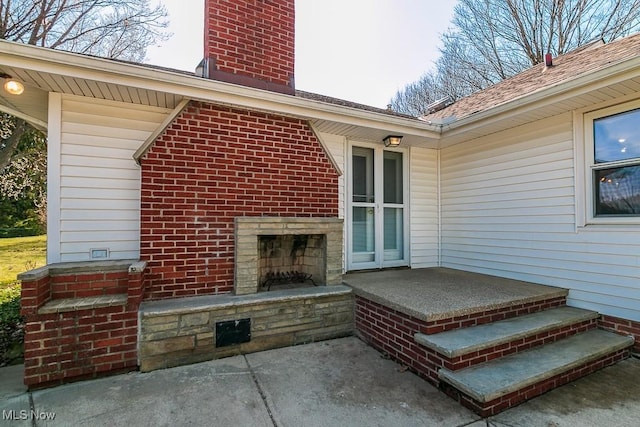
1, 337, 639, 426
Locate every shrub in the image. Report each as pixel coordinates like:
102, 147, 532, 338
0, 282, 24, 366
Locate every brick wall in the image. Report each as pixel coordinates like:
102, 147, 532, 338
48, 271, 129, 300
599, 315, 640, 353
139, 102, 339, 300
19, 261, 145, 388
354, 295, 568, 384
204, 0, 295, 92
23, 305, 138, 389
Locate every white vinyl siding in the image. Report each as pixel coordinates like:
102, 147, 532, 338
319, 132, 346, 220
318, 132, 347, 272
53, 94, 171, 262
440, 113, 640, 322
410, 146, 439, 267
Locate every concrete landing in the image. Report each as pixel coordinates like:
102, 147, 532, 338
344, 267, 567, 321
415, 306, 598, 357
1, 337, 639, 426
439, 329, 634, 403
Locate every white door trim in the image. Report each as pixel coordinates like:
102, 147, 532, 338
346, 141, 409, 271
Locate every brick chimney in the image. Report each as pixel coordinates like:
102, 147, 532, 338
203, 0, 295, 95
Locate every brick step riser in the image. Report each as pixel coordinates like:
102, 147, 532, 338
441, 347, 630, 417
439, 318, 598, 371
354, 294, 568, 385
425, 296, 567, 335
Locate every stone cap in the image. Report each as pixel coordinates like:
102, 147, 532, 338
38, 294, 128, 314
140, 285, 352, 318
235, 216, 343, 225
18, 259, 142, 281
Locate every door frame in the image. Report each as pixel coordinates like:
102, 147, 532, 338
346, 140, 410, 271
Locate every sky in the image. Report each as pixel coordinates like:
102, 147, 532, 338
145, 0, 459, 109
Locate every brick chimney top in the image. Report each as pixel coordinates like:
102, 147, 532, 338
203, 0, 295, 95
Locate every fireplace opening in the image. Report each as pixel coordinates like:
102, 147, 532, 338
258, 234, 326, 292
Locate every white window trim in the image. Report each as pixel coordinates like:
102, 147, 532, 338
577, 98, 640, 227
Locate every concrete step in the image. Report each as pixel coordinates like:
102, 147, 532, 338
439, 329, 634, 415
415, 306, 598, 359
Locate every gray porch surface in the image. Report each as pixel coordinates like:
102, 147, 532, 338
1, 337, 639, 426
343, 267, 568, 321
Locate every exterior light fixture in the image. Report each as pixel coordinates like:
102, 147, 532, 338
0, 73, 24, 95
383, 135, 403, 147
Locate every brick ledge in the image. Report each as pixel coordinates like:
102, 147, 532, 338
38, 294, 127, 314
18, 259, 140, 281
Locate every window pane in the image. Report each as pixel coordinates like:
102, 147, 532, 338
383, 151, 403, 204
352, 207, 375, 261
595, 165, 640, 215
353, 147, 374, 203
383, 208, 403, 261
594, 108, 640, 163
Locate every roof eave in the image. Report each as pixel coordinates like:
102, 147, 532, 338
0, 40, 441, 140
440, 55, 640, 137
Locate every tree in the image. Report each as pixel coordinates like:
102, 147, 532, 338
0, 0, 170, 233
0, 125, 46, 231
391, 0, 640, 115
0, 0, 169, 62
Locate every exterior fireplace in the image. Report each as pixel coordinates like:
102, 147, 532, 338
235, 217, 343, 295
259, 234, 325, 291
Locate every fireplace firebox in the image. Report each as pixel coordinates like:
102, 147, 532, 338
235, 217, 343, 295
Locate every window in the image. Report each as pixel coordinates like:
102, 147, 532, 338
584, 100, 640, 223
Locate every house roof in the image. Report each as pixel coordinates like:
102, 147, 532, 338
423, 33, 640, 123
2, 33, 640, 149
295, 90, 416, 119
0, 39, 440, 146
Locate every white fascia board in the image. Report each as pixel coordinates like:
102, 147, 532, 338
0, 40, 441, 139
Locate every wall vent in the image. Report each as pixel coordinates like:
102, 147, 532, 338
215, 319, 251, 347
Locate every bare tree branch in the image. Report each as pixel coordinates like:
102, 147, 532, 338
391, 0, 640, 115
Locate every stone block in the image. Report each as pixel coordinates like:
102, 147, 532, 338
266, 320, 324, 334
140, 336, 195, 357
323, 312, 354, 326
144, 315, 179, 325
196, 333, 214, 348
293, 325, 353, 344
143, 322, 178, 334
180, 312, 210, 327
179, 325, 212, 335
197, 332, 214, 341
207, 307, 238, 317
235, 284, 256, 296
143, 330, 179, 341
140, 355, 167, 372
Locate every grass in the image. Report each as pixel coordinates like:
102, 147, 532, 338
0, 235, 46, 366
0, 235, 47, 288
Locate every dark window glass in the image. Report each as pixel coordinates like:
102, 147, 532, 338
595, 165, 640, 215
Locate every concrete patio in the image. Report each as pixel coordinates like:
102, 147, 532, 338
1, 336, 639, 427
343, 267, 567, 321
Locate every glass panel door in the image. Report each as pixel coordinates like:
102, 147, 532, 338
351, 147, 376, 263
383, 150, 404, 261
349, 145, 407, 270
